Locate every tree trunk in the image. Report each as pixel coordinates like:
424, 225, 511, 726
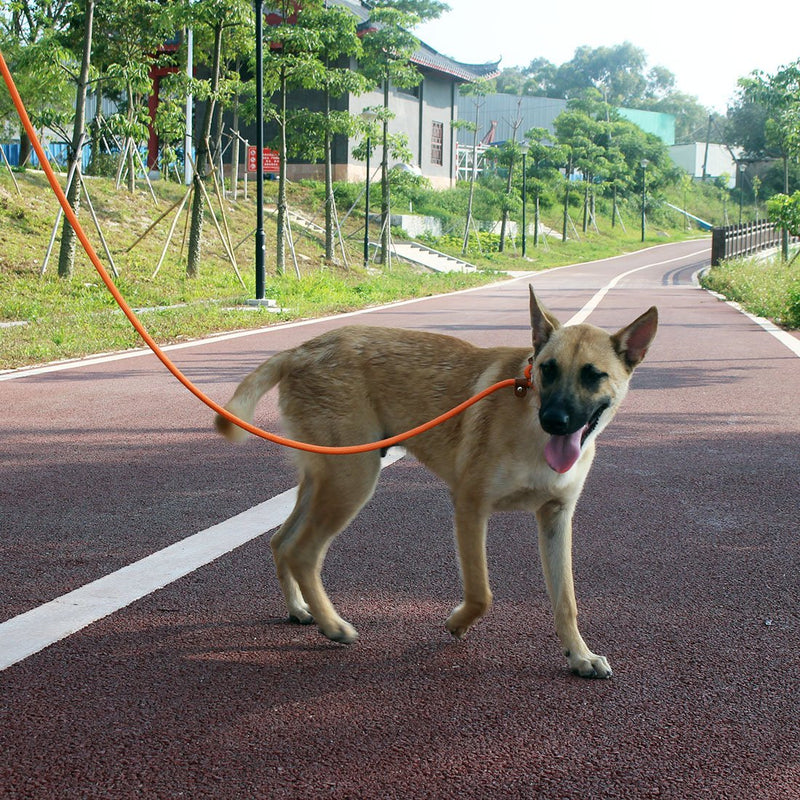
611, 185, 617, 228
57, 0, 94, 278
230, 90, 240, 199
276, 64, 287, 275
462, 109, 480, 255
186, 21, 222, 278
380, 77, 390, 266
324, 82, 334, 262
561, 157, 572, 243
19, 131, 31, 169
582, 180, 589, 233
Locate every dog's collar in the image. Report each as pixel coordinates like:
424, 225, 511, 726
514, 359, 535, 398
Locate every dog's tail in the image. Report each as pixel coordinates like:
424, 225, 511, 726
214, 351, 291, 443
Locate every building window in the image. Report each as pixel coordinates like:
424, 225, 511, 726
396, 84, 420, 99
431, 121, 443, 166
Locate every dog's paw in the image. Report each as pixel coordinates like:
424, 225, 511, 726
445, 602, 487, 639
319, 620, 359, 645
288, 610, 314, 625
566, 649, 613, 679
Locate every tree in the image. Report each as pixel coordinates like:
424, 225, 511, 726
522, 127, 564, 247
0, 0, 73, 167
92, 0, 180, 191
455, 78, 492, 255
553, 107, 596, 240
56, 0, 94, 278
262, 0, 328, 275
357, 0, 447, 264
286, 2, 369, 263
185, 0, 252, 278
739, 61, 800, 258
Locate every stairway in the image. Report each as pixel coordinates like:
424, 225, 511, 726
391, 242, 476, 273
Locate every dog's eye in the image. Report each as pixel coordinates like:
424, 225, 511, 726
581, 364, 607, 388
540, 359, 558, 384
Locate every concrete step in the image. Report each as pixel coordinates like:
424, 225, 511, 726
392, 242, 476, 273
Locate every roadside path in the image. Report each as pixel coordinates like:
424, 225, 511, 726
1, 239, 798, 799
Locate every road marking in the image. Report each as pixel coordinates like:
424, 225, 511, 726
0, 450, 405, 671
694, 273, 800, 359
565, 249, 708, 326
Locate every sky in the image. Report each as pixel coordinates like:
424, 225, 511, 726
414, 0, 799, 113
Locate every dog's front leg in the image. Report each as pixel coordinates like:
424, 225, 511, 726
536, 500, 612, 678
446, 502, 493, 639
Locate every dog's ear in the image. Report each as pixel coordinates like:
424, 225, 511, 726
611, 306, 658, 371
529, 285, 561, 354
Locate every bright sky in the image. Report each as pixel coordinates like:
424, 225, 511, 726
415, 0, 799, 113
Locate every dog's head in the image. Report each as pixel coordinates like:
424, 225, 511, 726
529, 286, 658, 474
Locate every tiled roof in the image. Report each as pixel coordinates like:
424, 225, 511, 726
333, 0, 500, 83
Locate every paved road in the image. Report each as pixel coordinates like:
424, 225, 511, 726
1, 239, 798, 799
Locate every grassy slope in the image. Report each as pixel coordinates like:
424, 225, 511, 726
0, 168, 749, 372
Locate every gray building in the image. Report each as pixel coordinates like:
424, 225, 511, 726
267, 0, 499, 188
456, 93, 676, 147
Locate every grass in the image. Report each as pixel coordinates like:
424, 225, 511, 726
700, 253, 800, 329
2, 166, 787, 373
0, 170, 509, 370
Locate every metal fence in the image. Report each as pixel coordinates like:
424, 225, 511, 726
710, 220, 799, 265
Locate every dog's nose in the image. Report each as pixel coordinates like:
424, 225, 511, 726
539, 406, 571, 435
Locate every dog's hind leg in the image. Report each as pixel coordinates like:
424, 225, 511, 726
270, 478, 314, 625
278, 453, 381, 644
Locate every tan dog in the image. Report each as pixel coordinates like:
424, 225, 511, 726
216, 287, 657, 678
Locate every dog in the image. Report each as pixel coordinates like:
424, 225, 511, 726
216, 287, 657, 678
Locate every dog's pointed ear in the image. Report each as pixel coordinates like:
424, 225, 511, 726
611, 306, 658, 371
529, 285, 561, 354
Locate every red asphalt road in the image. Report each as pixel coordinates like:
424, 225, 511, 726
1, 239, 798, 799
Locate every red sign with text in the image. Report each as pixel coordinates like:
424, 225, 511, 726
247, 146, 280, 174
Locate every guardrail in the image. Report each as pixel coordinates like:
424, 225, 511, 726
710, 221, 798, 265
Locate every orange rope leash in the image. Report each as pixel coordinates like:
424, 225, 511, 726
0, 50, 532, 455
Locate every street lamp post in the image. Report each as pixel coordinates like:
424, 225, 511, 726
361, 110, 378, 268
738, 162, 747, 224
520, 141, 529, 258
640, 158, 649, 243
254, 0, 265, 300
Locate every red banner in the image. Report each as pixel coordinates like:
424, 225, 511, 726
247, 146, 280, 174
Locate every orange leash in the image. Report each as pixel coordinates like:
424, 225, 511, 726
0, 50, 532, 455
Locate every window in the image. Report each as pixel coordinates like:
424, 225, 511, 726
431, 121, 444, 166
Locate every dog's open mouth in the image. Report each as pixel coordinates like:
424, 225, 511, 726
544, 404, 608, 474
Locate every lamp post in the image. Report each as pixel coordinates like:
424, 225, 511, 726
520, 141, 529, 258
254, 0, 265, 300
640, 158, 649, 243
738, 162, 747, 224
361, 110, 378, 268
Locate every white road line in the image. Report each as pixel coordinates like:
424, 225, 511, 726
565, 249, 707, 326
0, 450, 405, 671
695, 274, 800, 359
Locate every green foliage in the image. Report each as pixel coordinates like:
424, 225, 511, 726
701, 256, 800, 328
767, 191, 800, 236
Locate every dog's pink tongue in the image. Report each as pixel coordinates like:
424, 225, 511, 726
544, 431, 583, 473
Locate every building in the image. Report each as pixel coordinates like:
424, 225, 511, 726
255, 0, 499, 188
455, 93, 676, 147
668, 142, 741, 187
